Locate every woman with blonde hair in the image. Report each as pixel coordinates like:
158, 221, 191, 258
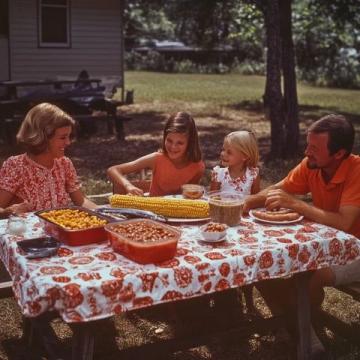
0, 103, 97, 217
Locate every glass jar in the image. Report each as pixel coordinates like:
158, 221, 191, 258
208, 191, 245, 226
7, 216, 27, 235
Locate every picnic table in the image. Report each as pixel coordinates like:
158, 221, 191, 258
0, 213, 359, 359
0, 78, 126, 143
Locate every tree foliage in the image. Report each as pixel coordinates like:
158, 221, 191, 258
293, 0, 360, 87
124, 0, 359, 88
123, 0, 358, 159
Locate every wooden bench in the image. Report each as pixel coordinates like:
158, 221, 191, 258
336, 282, 360, 302
0, 110, 132, 145
0, 280, 13, 299
0, 77, 130, 142
73, 112, 131, 140
314, 282, 360, 344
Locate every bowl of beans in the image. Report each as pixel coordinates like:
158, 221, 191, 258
200, 222, 227, 242
104, 219, 181, 264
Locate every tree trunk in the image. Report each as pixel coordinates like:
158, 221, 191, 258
263, 0, 285, 159
279, 0, 299, 157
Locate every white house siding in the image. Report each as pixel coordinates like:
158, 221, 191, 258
8, 0, 123, 80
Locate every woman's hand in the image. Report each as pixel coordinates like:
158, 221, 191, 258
5, 202, 31, 216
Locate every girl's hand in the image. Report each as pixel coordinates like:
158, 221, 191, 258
209, 181, 221, 191
209, 170, 221, 191
210, 170, 218, 182
126, 184, 144, 196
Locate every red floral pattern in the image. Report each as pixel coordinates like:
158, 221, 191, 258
0, 213, 359, 323
212, 165, 259, 195
0, 154, 80, 211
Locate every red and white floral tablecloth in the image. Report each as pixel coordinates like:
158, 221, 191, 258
0, 213, 359, 323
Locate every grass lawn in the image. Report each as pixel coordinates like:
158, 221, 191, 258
124, 71, 360, 115
0, 72, 359, 360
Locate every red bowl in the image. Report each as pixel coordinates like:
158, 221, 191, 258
105, 219, 180, 264
35, 206, 110, 246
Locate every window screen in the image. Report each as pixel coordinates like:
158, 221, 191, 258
39, 0, 70, 47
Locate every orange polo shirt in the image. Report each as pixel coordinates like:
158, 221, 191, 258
149, 152, 205, 196
283, 154, 360, 238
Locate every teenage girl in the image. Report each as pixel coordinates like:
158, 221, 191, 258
210, 130, 260, 196
107, 112, 205, 196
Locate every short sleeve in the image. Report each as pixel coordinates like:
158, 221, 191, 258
212, 166, 225, 183
63, 158, 81, 193
282, 159, 310, 195
248, 167, 259, 181
0, 157, 23, 194
340, 165, 360, 208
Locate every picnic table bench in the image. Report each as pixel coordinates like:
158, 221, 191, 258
0, 78, 129, 143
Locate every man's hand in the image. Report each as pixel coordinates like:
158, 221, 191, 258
265, 189, 298, 211
243, 193, 266, 215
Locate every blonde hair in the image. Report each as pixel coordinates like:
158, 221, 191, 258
16, 103, 75, 155
224, 130, 259, 167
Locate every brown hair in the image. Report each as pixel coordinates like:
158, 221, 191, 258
308, 114, 354, 157
16, 103, 75, 155
224, 130, 259, 167
161, 112, 202, 162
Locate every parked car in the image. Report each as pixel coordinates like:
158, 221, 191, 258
133, 39, 193, 52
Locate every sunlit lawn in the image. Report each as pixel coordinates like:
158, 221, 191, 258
124, 71, 360, 116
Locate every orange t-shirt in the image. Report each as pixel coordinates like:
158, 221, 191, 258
149, 153, 205, 196
283, 154, 360, 238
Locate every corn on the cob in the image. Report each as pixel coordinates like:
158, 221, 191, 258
109, 195, 209, 218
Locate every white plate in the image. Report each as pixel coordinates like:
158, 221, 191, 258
164, 194, 208, 200
199, 235, 227, 243
249, 209, 304, 225
167, 217, 210, 223
163, 195, 184, 199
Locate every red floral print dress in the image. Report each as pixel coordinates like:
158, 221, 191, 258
0, 153, 81, 211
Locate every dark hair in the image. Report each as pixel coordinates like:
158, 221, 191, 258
308, 114, 354, 157
16, 103, 75, 155
161, 112, 202, 162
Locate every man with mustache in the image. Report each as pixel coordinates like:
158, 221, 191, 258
244, 114, 360, 359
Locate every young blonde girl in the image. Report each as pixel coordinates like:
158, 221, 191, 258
210, 130, 260, 313
107, 112, 205, 196
210, 130, 260, 196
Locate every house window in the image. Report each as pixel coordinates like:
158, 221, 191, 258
39, 0, 70, 47
0, 0, 9, 37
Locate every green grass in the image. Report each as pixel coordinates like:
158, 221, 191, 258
124, 71, 360, 115
124, 72, 264, 106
